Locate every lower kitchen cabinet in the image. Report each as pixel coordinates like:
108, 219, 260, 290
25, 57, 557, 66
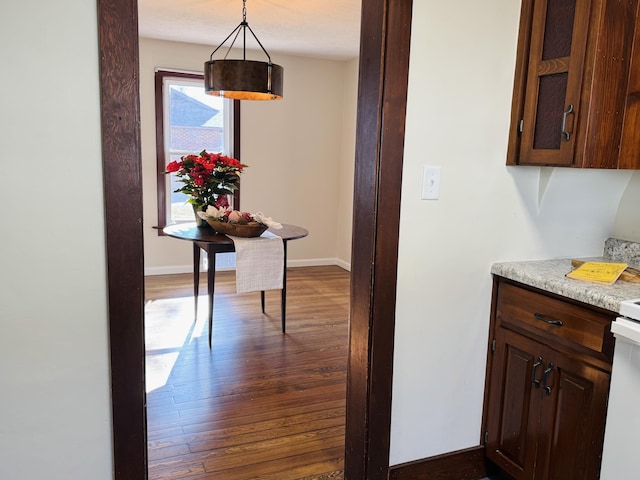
482, 278, 615, 480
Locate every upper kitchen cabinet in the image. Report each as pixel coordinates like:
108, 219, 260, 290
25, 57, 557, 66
506, 0, 640, 169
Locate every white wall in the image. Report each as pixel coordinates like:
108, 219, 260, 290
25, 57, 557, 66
390, 0, 635, 465
140, 38, 357, 274
336, 58, 359, 269
0, 1, 112, 479
613, 171, 640, 242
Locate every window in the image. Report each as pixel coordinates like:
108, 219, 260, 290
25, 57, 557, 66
155, 70, 240, 231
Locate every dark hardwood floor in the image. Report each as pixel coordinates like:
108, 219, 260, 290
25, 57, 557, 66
145, 265, 350, 479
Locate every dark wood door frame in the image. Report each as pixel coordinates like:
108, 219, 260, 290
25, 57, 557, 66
344, 1, 413, 478
97, 0, 146, 478
97, 0, 412, 478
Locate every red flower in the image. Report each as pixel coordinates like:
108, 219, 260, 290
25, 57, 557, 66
214, 195, 230, 208
193, 176, 205, 187
166, 160, 181, 173
164, 149, 246, 209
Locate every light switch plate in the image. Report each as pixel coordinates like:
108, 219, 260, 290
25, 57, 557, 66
421, 165, 441, 200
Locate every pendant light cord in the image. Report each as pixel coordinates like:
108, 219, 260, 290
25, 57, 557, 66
209, 0, 273, 64
242, 0, 247, 60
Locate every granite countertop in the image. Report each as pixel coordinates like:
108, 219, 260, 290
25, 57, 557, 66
491, 238, 640, 314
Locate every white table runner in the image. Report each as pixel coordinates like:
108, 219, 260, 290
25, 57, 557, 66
230, 231, 284, 293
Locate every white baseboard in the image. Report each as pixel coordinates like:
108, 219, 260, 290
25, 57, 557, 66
145, 257, 351, 276
145, 265, 193, 276
335, 258, 351, 271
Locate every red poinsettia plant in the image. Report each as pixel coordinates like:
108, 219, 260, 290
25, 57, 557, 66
165, 150, 247, 209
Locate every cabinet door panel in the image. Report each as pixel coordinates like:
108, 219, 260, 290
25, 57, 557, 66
536, 355, 610, 480
541, 0, 576, 60
532, 72, 569, 150
520, 0, 591, 165
486, 329, 540, 480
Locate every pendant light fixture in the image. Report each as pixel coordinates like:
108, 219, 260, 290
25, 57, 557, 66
204, 0, 283, 101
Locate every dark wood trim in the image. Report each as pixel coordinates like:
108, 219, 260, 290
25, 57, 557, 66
389, 446, 493, 480
154, 70, 167, 234
153, 70, 242, 232
97, 0, 147, 478
619, 0, 640, 169
505, 0, 534, 166
344, 0, 413, 478
480, 276, 501, 444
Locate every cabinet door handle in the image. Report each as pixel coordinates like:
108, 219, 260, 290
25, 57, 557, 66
534, 313, 563, 327
531, 356, 543, 389
561, 104, 574, 141
542, 363, 554, 396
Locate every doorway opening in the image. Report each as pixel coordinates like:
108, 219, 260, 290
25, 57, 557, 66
140, 15, 357, 480
99, 1, 411, 479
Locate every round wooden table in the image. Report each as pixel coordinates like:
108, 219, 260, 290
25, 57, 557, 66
163, 223, 309, 347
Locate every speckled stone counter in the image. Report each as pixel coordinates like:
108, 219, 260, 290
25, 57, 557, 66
491, 238, 640, 314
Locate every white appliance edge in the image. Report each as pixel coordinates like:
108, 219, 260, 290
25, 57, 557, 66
600, 307, 640, 479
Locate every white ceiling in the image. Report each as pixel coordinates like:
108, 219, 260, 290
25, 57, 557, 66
138, 0, 362, 61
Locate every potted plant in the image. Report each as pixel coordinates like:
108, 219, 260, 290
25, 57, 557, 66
165, 150, 246, 226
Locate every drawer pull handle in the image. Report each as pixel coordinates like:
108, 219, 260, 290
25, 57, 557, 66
534, 313, 563, 327
531, 356, 543, 389
542, 363, 554, 396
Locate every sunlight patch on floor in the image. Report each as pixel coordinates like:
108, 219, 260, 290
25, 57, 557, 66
146, 351, 180, 392
144, 296, 208, 392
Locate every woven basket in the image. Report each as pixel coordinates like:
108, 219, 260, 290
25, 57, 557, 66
204, 219, 268, 238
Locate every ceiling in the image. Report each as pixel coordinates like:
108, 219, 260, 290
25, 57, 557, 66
138, 0, 362, 61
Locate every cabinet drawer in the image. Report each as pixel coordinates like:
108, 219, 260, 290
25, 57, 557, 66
496, 281, 613, 358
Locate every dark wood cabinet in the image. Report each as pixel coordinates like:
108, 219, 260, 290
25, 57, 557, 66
507, 0, 640, 169
482, 278, 615, 480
